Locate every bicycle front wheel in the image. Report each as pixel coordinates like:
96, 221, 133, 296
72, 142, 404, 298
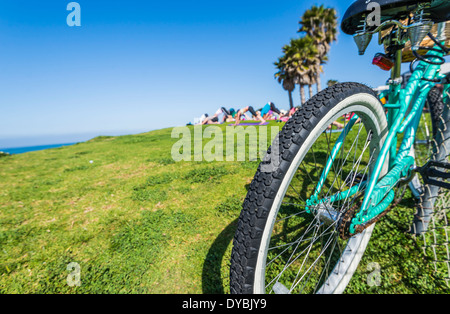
230, 83, 388, 294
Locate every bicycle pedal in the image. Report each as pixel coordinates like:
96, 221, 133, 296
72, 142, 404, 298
415, 161, 450, 190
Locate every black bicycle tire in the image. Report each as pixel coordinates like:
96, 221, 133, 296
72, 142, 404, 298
411, 87, 450, 235
230, 82, 386, 294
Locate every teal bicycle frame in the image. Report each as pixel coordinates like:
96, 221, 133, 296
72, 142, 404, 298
306, 22, 450, 235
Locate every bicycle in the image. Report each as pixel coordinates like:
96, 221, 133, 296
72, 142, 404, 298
230, 0, 450, 294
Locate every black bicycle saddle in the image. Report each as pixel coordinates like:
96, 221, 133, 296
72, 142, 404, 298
342, 0, 450, 35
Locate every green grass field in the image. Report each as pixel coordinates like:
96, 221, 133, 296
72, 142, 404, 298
0, 122, 449, 294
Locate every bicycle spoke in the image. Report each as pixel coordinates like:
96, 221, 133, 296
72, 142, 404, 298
265, 114, 377, 293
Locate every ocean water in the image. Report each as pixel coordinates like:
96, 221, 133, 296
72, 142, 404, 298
0, 143, 77, 155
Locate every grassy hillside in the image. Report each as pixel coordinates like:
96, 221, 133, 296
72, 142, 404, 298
0, 123, 448, 294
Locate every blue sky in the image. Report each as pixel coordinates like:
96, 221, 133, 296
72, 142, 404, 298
0, 0, 401, 147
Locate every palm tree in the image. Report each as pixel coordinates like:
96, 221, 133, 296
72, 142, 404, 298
285, 36, 320, 104
275, 43, 305, 106
306, 70, 316, 100
298, 5, 338, 92
295, 73, 309, 106
275, 56, 296, 109
282, 77, 296, 109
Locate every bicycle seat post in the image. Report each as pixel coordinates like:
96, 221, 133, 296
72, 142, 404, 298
387, 49, 403, 168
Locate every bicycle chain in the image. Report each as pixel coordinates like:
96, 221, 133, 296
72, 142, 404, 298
338, 187, 406, 240
339, 203, 358, 240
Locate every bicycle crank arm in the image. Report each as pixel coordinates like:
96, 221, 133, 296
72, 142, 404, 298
414, 161, 450, 190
